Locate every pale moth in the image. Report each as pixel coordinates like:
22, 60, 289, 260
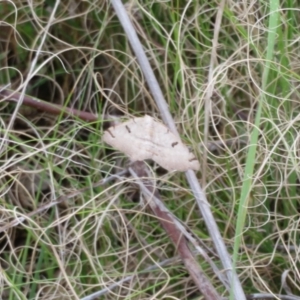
103, 115, 200, 171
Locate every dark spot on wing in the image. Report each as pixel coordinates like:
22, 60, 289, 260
125, 125, 131, 133
171, 142, 178, 147
107, 129, 115, 138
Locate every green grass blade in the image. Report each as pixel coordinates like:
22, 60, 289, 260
231, 1, 280, 299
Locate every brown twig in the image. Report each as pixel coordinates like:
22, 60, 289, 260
0, 88, 99, 122
129, 161, 222, 300
110, 1, 246, 298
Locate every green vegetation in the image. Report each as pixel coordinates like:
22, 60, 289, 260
0, 1, 299, 299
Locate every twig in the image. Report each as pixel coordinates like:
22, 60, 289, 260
129, 161, 222, 300
0, 88, 98, 122
246, 294, 300, 300
129, 162, 229, 290
110, 1, 246, 299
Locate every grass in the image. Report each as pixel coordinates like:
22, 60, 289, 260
0, 1, 300, 299
231, 1, 280, 298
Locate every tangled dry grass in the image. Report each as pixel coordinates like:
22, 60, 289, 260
0, 1, 300, 300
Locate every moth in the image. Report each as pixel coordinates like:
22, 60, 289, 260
103, 115, 200, 171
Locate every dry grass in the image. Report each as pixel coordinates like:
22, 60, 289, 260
0, 1, 299, 299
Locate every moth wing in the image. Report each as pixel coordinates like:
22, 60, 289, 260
103, 115, 200, 171
152, 132, 200, 171
146, 120, 200, 171
103, 117, 152, 161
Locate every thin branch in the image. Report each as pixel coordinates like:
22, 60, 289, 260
109, 1, 246, 299
129, 161, 222, 300
246, 294, 300, 300
0, 88, 98, 122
